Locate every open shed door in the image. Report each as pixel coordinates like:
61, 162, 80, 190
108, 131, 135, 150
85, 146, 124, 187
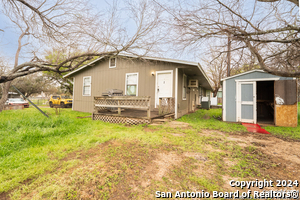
274, 80, 298, 127
237, 82, 256, 123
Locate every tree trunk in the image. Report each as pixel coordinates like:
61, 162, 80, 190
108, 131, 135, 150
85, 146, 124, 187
213, 88, 218, 98
0, 81, 12, 112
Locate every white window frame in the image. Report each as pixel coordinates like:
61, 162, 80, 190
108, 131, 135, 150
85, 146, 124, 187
125, 72, 139, 96
82, 76, 91, 96
109, 57, 116, 68
182, 74, 187, 100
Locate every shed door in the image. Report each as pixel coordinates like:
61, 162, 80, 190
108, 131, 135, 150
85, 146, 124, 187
237, 81, 256, 123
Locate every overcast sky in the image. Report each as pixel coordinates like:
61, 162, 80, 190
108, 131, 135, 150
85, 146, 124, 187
0, 0, 297, 68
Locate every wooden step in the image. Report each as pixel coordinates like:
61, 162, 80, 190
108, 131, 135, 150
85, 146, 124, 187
152, 118, 169, 122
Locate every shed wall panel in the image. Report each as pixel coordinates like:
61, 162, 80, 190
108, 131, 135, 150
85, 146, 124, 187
274, 80, 297, 105
275, 104, 298, 127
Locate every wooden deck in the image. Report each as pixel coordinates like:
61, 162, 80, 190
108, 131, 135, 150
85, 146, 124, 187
93, 96, 175, 125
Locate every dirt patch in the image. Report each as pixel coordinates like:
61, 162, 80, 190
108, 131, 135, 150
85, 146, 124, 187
169, 132, 185, 137
226, 133, 300, 165
251, 141, 266, 147
143, 127, 156, 133
201, 129, 224, 135
184, 152, 208, 162
196, 128, 300, 187
202, 114, 211, 120
166, 121, 190, 129
146, 152, 182, 181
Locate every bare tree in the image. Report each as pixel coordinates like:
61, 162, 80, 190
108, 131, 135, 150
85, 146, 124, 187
0, 0, 163, 112
203, 47, 227, 97
159, 0, 300, 78
12, 73, 53, 97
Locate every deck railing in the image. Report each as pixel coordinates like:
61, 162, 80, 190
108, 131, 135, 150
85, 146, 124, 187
158, 97, 175, 115
94, 96, 151, 118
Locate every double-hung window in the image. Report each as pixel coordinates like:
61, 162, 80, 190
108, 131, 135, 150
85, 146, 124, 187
125, 73, 138, 96
182, 74, 187, 100
83, 76, 91, 96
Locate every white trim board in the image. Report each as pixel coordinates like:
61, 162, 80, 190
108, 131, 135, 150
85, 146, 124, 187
155, 70, 173, 108
222, 80, 226, 121
182, 74, 187, 100
175, 68, 178, 119
235, 77, 280, 82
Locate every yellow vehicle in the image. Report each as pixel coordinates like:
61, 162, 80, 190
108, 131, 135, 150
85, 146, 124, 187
49, 95, 73, 108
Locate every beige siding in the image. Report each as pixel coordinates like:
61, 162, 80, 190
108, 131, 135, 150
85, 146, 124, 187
72, 57, 185, 113
177, 69, 189, 118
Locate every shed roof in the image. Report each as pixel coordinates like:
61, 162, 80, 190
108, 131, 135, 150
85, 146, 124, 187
221, 69, 296, 81
221, 69, 266, 81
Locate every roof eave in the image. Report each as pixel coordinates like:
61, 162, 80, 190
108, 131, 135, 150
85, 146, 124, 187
63, 56, 104, 78
197, 63, 213, 91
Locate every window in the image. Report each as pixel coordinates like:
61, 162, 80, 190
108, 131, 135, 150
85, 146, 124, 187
182, 74, 187, 100
125, 73, 138, 96
109, 58, 116, 68
217, 91, 222, 98
83, 76, 91, 96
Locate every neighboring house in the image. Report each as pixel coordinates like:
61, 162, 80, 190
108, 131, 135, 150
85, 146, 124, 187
8, 92, 19, 98
210, 89, 222, 106
221, 69, 297, 127
63, 54, 213, 119
0, 92, 19, 99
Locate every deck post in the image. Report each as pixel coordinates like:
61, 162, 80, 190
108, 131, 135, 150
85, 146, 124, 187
159, 98, 162, 115
147, 98, 151, 119
118, 100, 121, 115
167, 98, 170, 113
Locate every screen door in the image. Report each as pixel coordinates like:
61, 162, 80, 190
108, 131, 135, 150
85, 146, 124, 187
237, 81, 256, 123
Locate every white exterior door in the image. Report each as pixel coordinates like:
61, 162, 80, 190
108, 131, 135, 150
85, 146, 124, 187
156, 71, 173, 107
237, 81, 256, 123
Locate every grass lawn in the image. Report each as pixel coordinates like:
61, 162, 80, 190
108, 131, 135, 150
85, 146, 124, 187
0, 107, 299, 199
27, 99, 49, 107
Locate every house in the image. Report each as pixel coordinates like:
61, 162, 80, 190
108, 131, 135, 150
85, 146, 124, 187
63, 54, 213, 121
221, 69, 298, 127
210, 88, 222, 106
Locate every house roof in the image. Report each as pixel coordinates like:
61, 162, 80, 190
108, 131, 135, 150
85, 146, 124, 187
63, 53, 213, 90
